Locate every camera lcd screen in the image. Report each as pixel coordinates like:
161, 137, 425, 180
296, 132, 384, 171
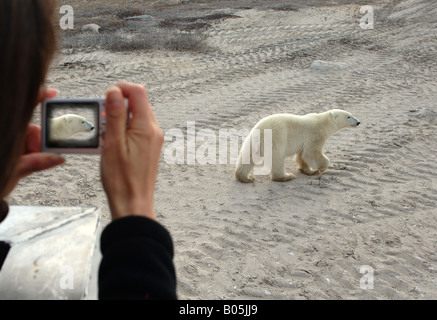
45, 102, 100, 148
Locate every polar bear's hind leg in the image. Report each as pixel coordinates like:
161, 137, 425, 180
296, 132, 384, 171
235, 164, 255, 183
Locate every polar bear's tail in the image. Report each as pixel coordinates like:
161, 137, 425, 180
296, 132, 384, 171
235, 132, 255, 183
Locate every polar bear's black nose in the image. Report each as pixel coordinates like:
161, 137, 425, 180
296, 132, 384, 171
356, 122, 360, 126
91, 126, 95, 131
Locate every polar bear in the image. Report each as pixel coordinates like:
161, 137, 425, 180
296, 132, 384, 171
235, 109, 360, 183
49, 114, 95, 141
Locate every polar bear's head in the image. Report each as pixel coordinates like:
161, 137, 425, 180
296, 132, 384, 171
63, 114, 95, 136
330, 109, 360, 129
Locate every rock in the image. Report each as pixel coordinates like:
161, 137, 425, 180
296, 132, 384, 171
125, 15, 154, 21
310, 60, 349, 70
409, 108, 437, 119
81, 23, 101, 34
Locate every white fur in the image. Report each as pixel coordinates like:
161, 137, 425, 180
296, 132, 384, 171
49, 114, 94, 141
235, 109, 360, 183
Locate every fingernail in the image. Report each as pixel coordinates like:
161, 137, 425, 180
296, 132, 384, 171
106, 86, 121, 96
47, 88, 60, 95
106, 87, 122, 103
50, 154, 65, 165
106, 87, 124, 116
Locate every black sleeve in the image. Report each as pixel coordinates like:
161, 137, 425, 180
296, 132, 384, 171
98, 216, 177, 300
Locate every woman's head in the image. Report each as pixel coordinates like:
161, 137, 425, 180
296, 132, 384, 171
0, 0, 58, 198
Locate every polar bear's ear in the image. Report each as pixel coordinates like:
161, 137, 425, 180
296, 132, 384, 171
63, 117, 73, 126
330, 111, 337, 119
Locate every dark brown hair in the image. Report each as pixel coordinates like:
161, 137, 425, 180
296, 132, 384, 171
0, 0, 58, 198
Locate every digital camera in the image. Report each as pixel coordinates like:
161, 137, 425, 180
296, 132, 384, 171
41, 98, 126, 154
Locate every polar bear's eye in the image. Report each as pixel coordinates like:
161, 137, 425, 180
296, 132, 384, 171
347, 116, 351, 119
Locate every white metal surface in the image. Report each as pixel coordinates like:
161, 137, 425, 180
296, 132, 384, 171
0, 206, 101, 300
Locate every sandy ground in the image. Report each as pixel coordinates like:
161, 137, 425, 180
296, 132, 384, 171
9, 0, 437, 299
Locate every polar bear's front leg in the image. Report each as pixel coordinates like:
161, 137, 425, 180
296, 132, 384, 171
295, 152, 318, 176
271, 156, 296, 182
301, 150, 330, 174
312, 153, 330, 173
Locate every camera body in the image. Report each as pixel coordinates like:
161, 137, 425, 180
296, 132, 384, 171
41, 98, 114, 154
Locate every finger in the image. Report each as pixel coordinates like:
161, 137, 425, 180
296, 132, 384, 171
104, 86, 128, 149
25, 125, 42, 154
37, 87, 59, 105
15, 153, 65, 180
115, 82, 156, 129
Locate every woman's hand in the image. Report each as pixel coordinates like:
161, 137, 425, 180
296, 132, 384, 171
101, 83, 164, 221
2, 88, 66, 198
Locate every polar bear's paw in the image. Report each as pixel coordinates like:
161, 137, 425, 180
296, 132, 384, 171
271, 173, 296, 182
298, 167, 318, 176
236, 173, 255, 183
